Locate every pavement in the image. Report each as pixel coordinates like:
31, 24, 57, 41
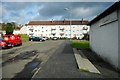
33, 40, 105, 78
73, 48, 100, 74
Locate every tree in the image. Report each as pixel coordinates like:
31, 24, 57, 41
11, 22, 16, 29
2, 23, 6, 30
6, 23, 14, 34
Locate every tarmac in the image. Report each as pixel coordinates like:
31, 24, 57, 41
33, 40, 119, 79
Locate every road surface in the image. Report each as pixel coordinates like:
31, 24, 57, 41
1, 40, 65, 79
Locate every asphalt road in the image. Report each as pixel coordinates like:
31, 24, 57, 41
33, 40, 119, 79
1, 40, 119, 80
33, 40, 103, 78
1, 40, 65, 79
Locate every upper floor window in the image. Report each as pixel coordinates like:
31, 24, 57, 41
29, 29, 33, 32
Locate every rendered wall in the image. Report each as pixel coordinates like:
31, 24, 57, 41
90, 10, 119, 69
118, 5, 120, 69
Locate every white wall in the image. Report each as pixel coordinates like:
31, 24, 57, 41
90, 10, 119, 69
118, 6, 120, 69
20, 26, 28, 34
13, 30, 20, 34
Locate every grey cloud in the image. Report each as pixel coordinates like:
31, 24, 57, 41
39, 3, 71, 17
38, 2, 113, 20
1, 2, 114, 24
2, 2, 43, 11
2, 0, 118, 2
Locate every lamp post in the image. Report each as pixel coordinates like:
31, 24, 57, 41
64, 8, 72, 39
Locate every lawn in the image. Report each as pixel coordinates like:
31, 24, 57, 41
19, 34, 29, 42
70, 40, 89, 49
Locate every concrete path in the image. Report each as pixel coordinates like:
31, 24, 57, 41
33, 40, 103, 78
73, 48, 100, 74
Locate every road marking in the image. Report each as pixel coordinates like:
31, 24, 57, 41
32, 67, 41, 79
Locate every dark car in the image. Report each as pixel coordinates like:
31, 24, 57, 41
0, 38, 13, 49
29, 36, 43, 41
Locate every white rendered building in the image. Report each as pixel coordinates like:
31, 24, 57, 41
89, 2, 120, 69
23, 20, 89, 39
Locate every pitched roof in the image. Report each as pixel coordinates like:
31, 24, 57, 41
88, 1, 120, 25
27, 20, 89, 25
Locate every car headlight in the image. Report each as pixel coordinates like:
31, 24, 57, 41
1, 42, 6, 44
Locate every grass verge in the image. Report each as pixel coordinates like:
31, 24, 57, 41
19, 34, 29, 42
70, 40, 89, 49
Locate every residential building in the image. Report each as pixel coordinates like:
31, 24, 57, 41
89, 2, 120, 69
23, 20, 89, 39
13, 29, 20, 34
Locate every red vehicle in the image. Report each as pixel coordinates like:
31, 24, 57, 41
0, 38, 12, 48
3, 34, 22, 46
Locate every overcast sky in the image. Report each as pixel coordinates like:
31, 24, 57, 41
0, 2, 115, 25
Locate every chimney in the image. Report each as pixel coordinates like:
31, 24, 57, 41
81, 18, 83, 24
51, 19, 54, 23
63, 19, 66, 24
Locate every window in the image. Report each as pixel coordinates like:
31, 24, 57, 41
29, 29, 33, 32
80, 34, 82, 36
42, 27, 44, 29
35, 30, 37, 32
66, 34, 67, 36
46, 30, 48, 32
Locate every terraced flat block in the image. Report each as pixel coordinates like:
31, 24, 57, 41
73, 48, 100, 74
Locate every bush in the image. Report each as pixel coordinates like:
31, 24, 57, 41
18, 34, 29, 41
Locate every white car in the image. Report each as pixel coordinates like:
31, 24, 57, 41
42, 37, 48, 41
52, 37, 58, 40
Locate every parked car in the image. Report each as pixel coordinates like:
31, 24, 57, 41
51, 37, 58, 40
0, 38, 13, 48
42, 37, 49, 41
3, 34, 22, 46
29, 36, 44, 41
